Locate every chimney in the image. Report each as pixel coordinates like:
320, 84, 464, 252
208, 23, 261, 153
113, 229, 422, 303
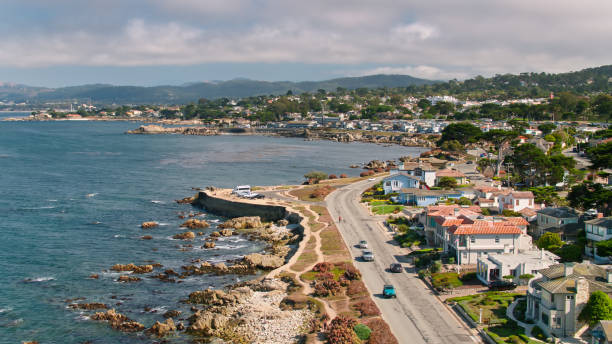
454, 208, 459, 215
563, 263, 574, 277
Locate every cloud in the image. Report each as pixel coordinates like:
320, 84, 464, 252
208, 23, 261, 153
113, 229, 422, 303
0, 0, 611, 80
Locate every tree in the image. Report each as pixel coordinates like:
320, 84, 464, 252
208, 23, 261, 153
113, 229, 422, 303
304, 171, 328, 183
480, 129, 518, 176
536, 232, 562, 250
538, 123, 557, 135
439, 122, 482, 145
455, 197, 472, 206
437, 177, 458, 189
507, 143, 552, 186
568, 182, 612, 215
528, 186, 560, 206
587, 142, 612, 170
556, 244, 583, 262
440, 140, 464, 152
417, 98, 431, 110
579, 291, 612, 325
596, 239, 612, 257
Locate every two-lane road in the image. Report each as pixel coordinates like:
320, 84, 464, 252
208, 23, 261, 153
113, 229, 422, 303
326, 178, 479, 344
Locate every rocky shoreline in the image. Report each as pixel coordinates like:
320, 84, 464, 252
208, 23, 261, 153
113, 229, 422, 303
126, 124, 437, 147
63, 191, 311, 343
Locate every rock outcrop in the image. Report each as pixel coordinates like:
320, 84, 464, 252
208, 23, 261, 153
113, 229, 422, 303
117, 275, 142, 283
146, 318, 177, 337
140, 221, 158, 229
242, 253, 284, 270
173, 231, 195, 240
110, 263, 154, 274
127, 125, 218, 136
68, 303, 108, 310
188, 287, 252, 306
203, 242, 216, 249
91, 309, 145, 333
180, 218, 210, 229
218, 216, 262, 229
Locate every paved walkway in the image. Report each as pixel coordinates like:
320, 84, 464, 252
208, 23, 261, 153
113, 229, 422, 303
506, 297, 534, 337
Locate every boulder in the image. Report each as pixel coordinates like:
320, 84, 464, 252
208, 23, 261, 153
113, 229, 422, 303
276, 219, 289, 226
188, 287, 252, 306
364, 160, 387, 170
218, 216, 262, 229
89, 274, 99, 279
110, 263, 154, 274
117, 275, 141, 283
203, 242, 215, 249
173, 231, 195, 240
163, 310, 181, 319
141, 221, 158, 229
141, 235, 153, 240
219, 229, 233, 237
242, 253, 285, 270
187, 311, 229, 336
68, 303, 108, 310
113, 321, 146, 332
210, 231, 221, 238
175, 196, 196, 204
146, 318, 176, 337
180, 219, 210, 229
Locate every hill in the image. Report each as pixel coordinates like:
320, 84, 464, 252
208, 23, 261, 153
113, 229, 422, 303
0, 74, 434, 105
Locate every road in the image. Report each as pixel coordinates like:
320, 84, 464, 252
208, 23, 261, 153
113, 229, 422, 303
326, 178, 480, 344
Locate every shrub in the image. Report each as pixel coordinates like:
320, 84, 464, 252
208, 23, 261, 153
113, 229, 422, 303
343, 266, 362, 281
531, 325, 547, 341
352, 298, 381, 317
314, 278, 341, 297
346, 280, 367, 297
316, 272, 334, 281
448, 257, 455, 264
339, 174, 348, 178
325, 316, 358, 344
353, 324, 371, 340
430, 260, 442, 273
310, 185, 333, 199
360, 171, 370, 177
460, 272, 477, 282
313, 262, 333, 273
418, 269, 430, 279
304, 171, 328, 183
328, 174, 338, 179
363, 318, 398, 344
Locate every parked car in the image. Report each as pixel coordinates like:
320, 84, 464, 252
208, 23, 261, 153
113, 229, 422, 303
358, 240, 368, 249
389, 263, 403, 273
488, 280, 517, 291
362, 250, 374, 261
383, 284, 397, 298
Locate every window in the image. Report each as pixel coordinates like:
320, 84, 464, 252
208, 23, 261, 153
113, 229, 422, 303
541, 313, 549, 325
470, 236, 475, 243
516, 200, 519, 206
495, 236, 500, 243
566, 295, 574, 300
510, 269, 516, 276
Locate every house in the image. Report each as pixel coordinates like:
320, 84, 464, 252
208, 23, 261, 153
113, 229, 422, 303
422, 205, 533, 264
435, 169, 467, 186
285, 120, 317, 128
585, 217, 612, 263
398, 188, 462, 207
525, 262, 612, 338
382, 173, 420, 194
498, 191, 537, 213
398, 162, 437, 187
530, 138, 555, 153
591, 320, 612, 344
476, 249, 559, 285
535, 207, 580, 238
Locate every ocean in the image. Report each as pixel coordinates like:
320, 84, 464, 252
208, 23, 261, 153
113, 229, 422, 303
0, 113, 426, 343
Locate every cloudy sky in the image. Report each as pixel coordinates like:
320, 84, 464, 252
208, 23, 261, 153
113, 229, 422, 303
0, 0, 610, 87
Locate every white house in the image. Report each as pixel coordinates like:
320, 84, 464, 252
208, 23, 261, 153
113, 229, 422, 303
476, 249, 559, 285
498, 191, 537, 213
585, 217, 612, 262
382, 173, 420, 194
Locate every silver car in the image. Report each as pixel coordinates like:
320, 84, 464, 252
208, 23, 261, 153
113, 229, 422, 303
362, 250, 374, 261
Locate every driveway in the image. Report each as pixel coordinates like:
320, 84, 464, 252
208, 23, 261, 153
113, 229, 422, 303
326, 179, 480, 344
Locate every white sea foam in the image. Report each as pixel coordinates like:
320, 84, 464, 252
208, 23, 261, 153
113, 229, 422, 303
48, 199, 58, 202
0, 307, 12, 313
24, 276, 55, 283
209, 219, 220, 223
151, 200, 164, 204
113, 234, 123, 238
86, 193, 98, 198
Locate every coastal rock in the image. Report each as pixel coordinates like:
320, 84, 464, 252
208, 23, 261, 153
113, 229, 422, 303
219, 229, 233, 237
218, 216, 262, 230
69, 303, 108, 310
146, 318, 176, 337
175, 196, 196, 204
242, 253, 284, 270
141, 235, 153, 240
140, 221, 158, 229
210, 231, 221, 238
91, 309, 146, 332
89, 274, 99, 279
187, 311, 230, 336
126, 125, 167, 134
203, 242, 215, 249
180, 219, 210, 229
188, 287, 252, 306
114, 321, 146, 332
163, 310, 181, 319
173, 231, 195, 240
117, 275, 142, 283
276, 219, 289, 227
364, 160, 387, 170
110, 263, 154, 274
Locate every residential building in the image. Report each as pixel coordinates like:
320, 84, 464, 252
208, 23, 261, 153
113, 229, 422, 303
477, 249, 559, 285
382, 173, 420, 194
585, 217, 612, 263
591, 320, 612, 344
525, 262, 612, 338
398, 188, 462, 207
399, 162, 437, 187
435, 169, 467, 186
498, 191, 537, 213
535, 207, 580, 239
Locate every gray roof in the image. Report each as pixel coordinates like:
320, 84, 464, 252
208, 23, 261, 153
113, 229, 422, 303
586, 217, 612, 229
399, 188, 461, 196
537, 262, 612, 295
537, 207, 579, 219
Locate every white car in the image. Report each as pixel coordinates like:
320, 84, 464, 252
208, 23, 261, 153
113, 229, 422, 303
358, 240, 368, 249
368, 178, 376, 181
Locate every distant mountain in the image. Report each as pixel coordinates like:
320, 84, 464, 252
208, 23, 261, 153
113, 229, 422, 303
0, 74, 435, 105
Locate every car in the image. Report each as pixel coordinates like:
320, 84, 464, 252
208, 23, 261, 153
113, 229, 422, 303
488, 280, 517, 291
389, 263, 403, 273
362, 250, 374, 261
358, 240, 368, 249
466, 160, 474, 164
383, 284, 397, 298
368, 178, 376, 181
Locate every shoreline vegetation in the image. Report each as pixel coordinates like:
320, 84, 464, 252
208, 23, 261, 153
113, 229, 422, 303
61, 178, 397, 344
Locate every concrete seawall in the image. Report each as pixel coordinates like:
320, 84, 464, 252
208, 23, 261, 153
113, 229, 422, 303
194, 190, 294, 223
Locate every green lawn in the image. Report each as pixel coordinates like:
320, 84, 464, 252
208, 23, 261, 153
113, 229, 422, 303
372, 205, 404, 215
394, 230, 424, 248
431, 272, 463, 289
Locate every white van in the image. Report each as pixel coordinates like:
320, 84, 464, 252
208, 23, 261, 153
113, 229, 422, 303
232, 185, 251, 196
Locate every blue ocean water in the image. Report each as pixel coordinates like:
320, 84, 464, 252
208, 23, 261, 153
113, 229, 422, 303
0, 114, 426, 343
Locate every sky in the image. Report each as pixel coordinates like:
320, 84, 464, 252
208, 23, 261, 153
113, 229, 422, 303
0, 0, 610, 87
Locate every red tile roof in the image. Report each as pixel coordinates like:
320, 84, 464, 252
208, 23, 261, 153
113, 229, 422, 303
503, 217, 529, 226
453, 222, 522, 235
477, 198, 494, 204
511, 191, 534, 199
